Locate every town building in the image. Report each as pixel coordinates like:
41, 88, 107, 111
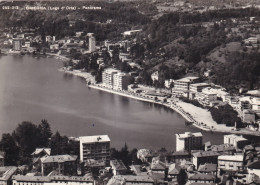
102, 68, 130, 90
151, 71, 159, 82
169, 151, 191, 163
167, 163, 181, 182
102, 68, 118, 88
218, 155, 245, 173
88, 34, 96, 53
110, 160, 127, 176
176, 132, 203, 152
172, 77, 200, 97
113, 72, 130, 90
79, 135, 110, 166
107, 175, 154, 185
0, 166, 17, 185
197, 163, 217, 176
12, 175, 95, 185
13, 39, 22, 51
190, 83, 211, 93
192, 151, 220, 169
165, 79, 174, 88
247, 160, 260, 178
224, 134, 249, 149
40, 154, 78, 176
187, 173, 216, 184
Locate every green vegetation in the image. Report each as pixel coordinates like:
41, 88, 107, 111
209, 104, 243, 127
0, 120, 79, 166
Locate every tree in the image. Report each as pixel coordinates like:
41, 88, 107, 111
0, 133, 19, 166
38, 119, 52, 147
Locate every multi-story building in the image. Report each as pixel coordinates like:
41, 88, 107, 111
192, 151, 220, 169
218, 155, 245, 173
196, 87, 218, 105
12, 175, 95, 185
0, 166, 17, 185
176, 132, 203, 152
102, 68, 118, 88
102, 68, 130, 90
88, 34, 96, 53
190, 83, 211, 92
173, 77, 200, 92
113, 72, 130, 90
13, 39, 22, 51
40, 155, 78, 176
79, 135, 110, 166
224, 134, 249, 149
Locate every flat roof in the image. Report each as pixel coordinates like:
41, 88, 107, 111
79, 135, 110, 143
218, 155, 244, 161
190, 83, 210, 87
176, 132, 203, 139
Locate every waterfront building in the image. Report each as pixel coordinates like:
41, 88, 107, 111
165, 79, 174, 88
12, 175, 95, 185
88, 34, 96, 53
113, 72, 130, 90
196, 87, 218, 105
190, 83, 211, 92
40, 154, 78, 176
218, 155, 245, 173
79, 135, 110, 166
102, 68, 130, 90
0, 166, 17, 185
110, 160, 127, 176
224, 134, 249, 149
13, 39, 22, 51
192, 151, 220, 169
173, 77, 200, 92
102, 68, 118, 88
176, 132, 203, 152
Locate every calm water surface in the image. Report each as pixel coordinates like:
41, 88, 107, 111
0, 55, 224, 150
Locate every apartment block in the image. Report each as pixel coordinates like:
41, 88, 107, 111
176, 132, 203, 152
79, 135, 110, 166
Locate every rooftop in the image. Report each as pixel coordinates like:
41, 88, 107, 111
41, 155, 77, 163
218, 155, 244, 162
198, 164, 217, 173
13, 175, 94, 182
0, 166, 17, 181
189, 173, 216, 181
110, 160, 127, 171
224, 134, 248, 142
193, 151, 220, 158
31, 148, 51, 156
79, 135, 110, 143
176, 132, 203, 139
175, 76, 199, 82
190, 83, 210, 87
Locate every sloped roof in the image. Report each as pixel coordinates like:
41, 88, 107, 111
193, 151, 220, 158
31, 148, 51, 156
41, 155, 77, 163
0, 167, 17, 181
168, 163, 181, 175
198, 164, 217, 173
151, 161, 166, 171
248, 160, 260, 169
189, 173, 216, 181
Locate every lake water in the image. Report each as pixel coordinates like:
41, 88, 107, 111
0, 55, 224, 150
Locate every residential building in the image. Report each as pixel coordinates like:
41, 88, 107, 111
0, 166, 17, 185
110, 160, 127, 176
32, 148, 51, 170
88, 34, 96, 52
190, 83, 211, 92
13, 39, 22, 51
40, 154, 78, 176
218, 155, 245, 173
243, 110, 256, 123
198, 164, 217, 176
107, 175, 154, 185
209, 144, 236, 155
198, 88, 218, 105
151, 71, 159, 82
192, 151, 220, 169
79, 135, 110, 166
176, 132, 203, 152
165, 79, 174, 88
169, 151, 191, 163
113, 72, 130, 90
167, 163, 181, 182
224, 134, 249, 149
0, 151, 4, 166
173, 77, 200, 92
247, 160, 260, 177
188, 173, 216, 184
12, 175, 95, 185
102, 68, 118, 88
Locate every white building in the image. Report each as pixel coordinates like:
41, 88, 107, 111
113, 72, 130, 90
102, 68, 118, 88
218, 155, 245, 172
12, 175, 95, 185
79, 135, 110, 166
176, 132, 203, 152
88, 34, 96, 53
190, 83, 211, 92
165, 79, 174, 88
151, 71, 159, 82
224, 134, 249, 149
